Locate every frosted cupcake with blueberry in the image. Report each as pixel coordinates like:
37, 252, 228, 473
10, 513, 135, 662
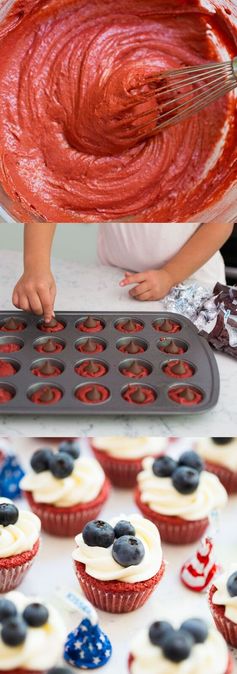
209, 565, 237, 647
20, 443, 110, 537
73, 513, 165, 613
196, 438, 237, 494
90, 437, 166, 488
128, 616, 233, 674
0, 591, 66, 673
135, 451, 227, 544
0, 499, 41, 593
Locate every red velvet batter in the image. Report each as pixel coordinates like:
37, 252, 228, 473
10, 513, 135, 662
169, 386, 203, 405
35, 341, 64, 353
0, 343, 21, 353
78, 320, 104, 333
75, 361, 107, 378
159, 341, 186, 355
121, 365, 149, 379
163, 360, 194, 378
0, 322, 26, 332
76, 384, 110, 404
154, 320, 181, 333
0, 1, 236, 223
77, 341, 105, 354
39, 321, 65, 333
0, 360, 17, 376
118, 343, 145, 354
123, 385, 156, 405
0, 388, 14, 403
30, 386, 62, 404
32, 365, 61, 377
115, 321, 143, 333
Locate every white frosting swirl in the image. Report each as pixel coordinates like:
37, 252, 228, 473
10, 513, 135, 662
196, 439, 237, 471
91, 437, 166, 459
20, 457, 105, 507
0, 590, 66, 671
0, 498, 41, 558
130, 625, 229, 674
137, 457, 227, 521
212, 564, 237, 624
72, 513, 163, 583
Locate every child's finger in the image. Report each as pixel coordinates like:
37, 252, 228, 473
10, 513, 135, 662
12, 291, 20, 308
120, 272, 146, 287
18, 294, 31, 312
28, 292, 44, 316
129, 282, 149, 298
133, 290, 152, 302
38, 288, 53, 323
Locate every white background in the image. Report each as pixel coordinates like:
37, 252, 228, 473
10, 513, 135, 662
2, 436, 237, 673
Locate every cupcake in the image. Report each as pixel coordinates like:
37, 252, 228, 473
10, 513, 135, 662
135, 451, 227, 544
20, 446, 110, 537
90, 437, 166, 488
209, 565, 237, 647
128, 616, 232, 674
0, 499, 41, 593
196, 438, 237, 494
73, 513, 165, 613
0, 590, 66, 673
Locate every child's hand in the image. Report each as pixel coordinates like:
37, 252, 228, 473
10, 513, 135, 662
12, 270, 56, 323
119, 269, 173, 301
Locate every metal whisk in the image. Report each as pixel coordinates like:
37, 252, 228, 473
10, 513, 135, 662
117, 58, 237, 142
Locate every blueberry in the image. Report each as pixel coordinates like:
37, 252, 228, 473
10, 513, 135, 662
59, 440, 80, 459
114, 520, 136, 538
149, 621, 174, 647
30, 448, 54, 473
82, 520, 115, 548
178, 451, 203, 473
181, 618, 208, 643
152, 456, 177, 478
50, 452, 74, 479
227, 571, 237, 597
211, 438, 233, 445
112, 535, 145, 567
162, 629, 194, 662
0, 600, 17, 623
0, 503, 19, 527
172, 466, 200, 495
1, 616, 27, 646
23, 603, 49, 627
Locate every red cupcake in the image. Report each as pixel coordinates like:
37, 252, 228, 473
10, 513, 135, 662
196, 438, 237, 494
21, 448, 110, 537
0, 498, 41, 592
90, 437, 166, 488
209, 567, 237, 647
73, 514, 165, 613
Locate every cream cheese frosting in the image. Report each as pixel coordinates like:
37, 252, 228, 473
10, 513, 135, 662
0, 591, 66, 671
212, 564, 237, 625
72, 513, 163, 583
196, 439, 237, 472
130, 625, 229, 674
0, 498, 41, 559
91, 437, 166, 459
137, 457, 227, 521
20, 456, 105, 507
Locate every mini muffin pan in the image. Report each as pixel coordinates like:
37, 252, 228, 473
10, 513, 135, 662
0, 311, 219, 415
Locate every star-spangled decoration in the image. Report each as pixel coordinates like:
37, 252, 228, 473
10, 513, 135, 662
64, 618, 112, 669
0, 454, 25, 499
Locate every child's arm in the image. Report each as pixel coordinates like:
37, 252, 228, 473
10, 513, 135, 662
12, 224, 57, 322
120, 223, 234, 301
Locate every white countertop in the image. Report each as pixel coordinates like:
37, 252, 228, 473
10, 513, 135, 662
0, 249, 236, 437
1, 436, 237, 674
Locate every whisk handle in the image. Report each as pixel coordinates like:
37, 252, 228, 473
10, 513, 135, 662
233, 57, 237, 79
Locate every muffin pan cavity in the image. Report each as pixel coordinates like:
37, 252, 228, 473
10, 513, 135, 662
0, 336, 24, 353
0, 311, 219, 415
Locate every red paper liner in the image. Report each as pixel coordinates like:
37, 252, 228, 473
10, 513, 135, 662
119, 344, 145, 354
121, 366, 149, 379
0, 539, 40, 592
30, 387, 62, 405
116, 323, 143, 333
209, 584, 237, 648
78, 321, 104, 333
91, 445, 162, 488
154, 322, 181, 333
35, 343, 64, 354
76, 384, 110, 404
0, 344, 21, 353
169, 386, 203, 405
0, 323, 26, 332
75, 361, 107, 378
39, 321, 65, 333
135, 488, 209, 544
0, 388, 14, 403
77, 341, 105, 354
163, 361, 194, 379
128, 651, 233, 674
74, 559, 165, 613
23, 479, 110, 537
0, 361, 17, 376
0, 670, 46, 674
123, 386, 156, 405
32, 366, 62, 377
204, 460, 237, 495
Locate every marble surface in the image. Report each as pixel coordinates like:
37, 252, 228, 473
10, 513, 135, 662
1, 436, 237, 674
0, 249, 236, 437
